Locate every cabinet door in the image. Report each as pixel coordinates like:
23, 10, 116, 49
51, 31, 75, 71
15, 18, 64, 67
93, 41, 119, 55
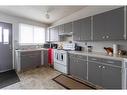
69, 57, 77, 77
64, 22, 72, 33
78, 59, 87, 80
73, 20, 81, 41
93, 12, 107, 41
101, 64, 122, 89
50, 26, 59, 41
80, 17, 91, 41
88, 62, 102, 86
21, 55, 32, 70
93, 7, 124, 41
69, 56, 87, 80
58, 24, 64, 34
43, 50, 48, 66
105, 7, 124, 40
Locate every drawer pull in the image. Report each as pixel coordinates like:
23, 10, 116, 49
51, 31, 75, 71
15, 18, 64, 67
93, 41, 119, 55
102, 66, 105, 69
91, 58, 97, 61
98, 66, 101, 68
107, 61, 114, 64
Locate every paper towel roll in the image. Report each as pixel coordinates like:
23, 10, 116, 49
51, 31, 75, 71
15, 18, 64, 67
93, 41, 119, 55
113, 44, 118, 55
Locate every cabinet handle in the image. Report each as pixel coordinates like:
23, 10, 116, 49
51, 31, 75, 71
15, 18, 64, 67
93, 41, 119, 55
102, 36, 105, 39
91, 58, 97, 61
102, 66, 105, 69
98, 66, 101, 68
107, 61, 114, 64
106, 36, 109, 39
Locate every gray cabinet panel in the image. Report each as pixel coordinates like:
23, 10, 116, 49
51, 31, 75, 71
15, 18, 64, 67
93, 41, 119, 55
73, 20, 81, 41
80, 17, 91, 41
20, 51, 41, 71
105, 7, 124, 40
93, 12, 107, 40
64, 22, 72, 33
93, 7, 124, 41
69, 55, 87, 80
88, 62, 102, 86
101, 64, 122, 89
43, 50, 48, 66
88, 58, 122, 89
58, 24, 64, 34
50, 26, 59, 41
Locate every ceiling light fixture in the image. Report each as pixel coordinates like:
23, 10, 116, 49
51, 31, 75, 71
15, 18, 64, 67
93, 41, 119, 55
45, 7, 50, 19
45, 11, 50, 19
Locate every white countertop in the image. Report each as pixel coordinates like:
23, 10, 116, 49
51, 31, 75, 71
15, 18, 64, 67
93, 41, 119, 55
15, 48, 48, 52
68, 51, 127, 61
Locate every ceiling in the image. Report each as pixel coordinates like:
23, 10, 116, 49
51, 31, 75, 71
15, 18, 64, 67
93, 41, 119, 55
0, 6, 85, 24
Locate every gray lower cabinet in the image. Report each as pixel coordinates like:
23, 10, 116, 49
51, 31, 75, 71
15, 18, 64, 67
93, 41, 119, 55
20, 51, 41, 71
88, 56, 122, 89
93, 7, 124, 41
69, 54, 87, 80
101, 64, 122, 89
43, 50, 48, 66
88, 62, 102, 86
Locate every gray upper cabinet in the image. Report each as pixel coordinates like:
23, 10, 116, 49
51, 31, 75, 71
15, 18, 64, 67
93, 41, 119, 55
73, 20, 81, 41
93, 7, 124, 41
58, 24, 64, 35
64, 22, 72, 33
50, 26, 59, 42
80, 17, 91, 41
73, 17, 91, 41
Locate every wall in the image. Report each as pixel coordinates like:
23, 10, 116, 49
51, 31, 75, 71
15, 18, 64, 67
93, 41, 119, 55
75, 41, 127, 54
0, 11, 48, 68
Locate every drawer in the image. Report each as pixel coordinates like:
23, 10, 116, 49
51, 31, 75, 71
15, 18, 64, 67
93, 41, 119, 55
69, 53, 87, 60
88, 56, 102, 62
101, 59, 122, 67
21, 51, 41, 56
88, 56, 122, 67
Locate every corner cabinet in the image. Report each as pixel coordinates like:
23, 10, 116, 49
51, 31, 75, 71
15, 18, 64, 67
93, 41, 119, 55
49, 26, 59, 42
93, 7, 124, 41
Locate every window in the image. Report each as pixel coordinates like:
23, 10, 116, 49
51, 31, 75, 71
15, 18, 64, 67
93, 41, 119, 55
19, 24, 45, 44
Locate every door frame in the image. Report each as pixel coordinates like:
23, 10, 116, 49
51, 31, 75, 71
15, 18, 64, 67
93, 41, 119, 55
0, 21, 13, 71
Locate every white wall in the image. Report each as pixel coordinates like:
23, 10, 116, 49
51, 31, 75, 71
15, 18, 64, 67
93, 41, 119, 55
52, 6, 122, 26
0, 11, 48, 68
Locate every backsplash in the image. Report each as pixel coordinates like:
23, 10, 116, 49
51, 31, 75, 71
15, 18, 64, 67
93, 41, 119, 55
75, 41, 127, 54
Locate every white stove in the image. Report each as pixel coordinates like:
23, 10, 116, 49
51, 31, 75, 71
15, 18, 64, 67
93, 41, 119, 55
53, 43, 75, 74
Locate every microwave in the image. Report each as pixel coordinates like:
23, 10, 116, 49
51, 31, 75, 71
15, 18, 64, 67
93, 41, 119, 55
43, 43, 58, 49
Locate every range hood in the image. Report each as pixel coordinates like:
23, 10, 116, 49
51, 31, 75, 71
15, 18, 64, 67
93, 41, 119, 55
58, 32, 73, 36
